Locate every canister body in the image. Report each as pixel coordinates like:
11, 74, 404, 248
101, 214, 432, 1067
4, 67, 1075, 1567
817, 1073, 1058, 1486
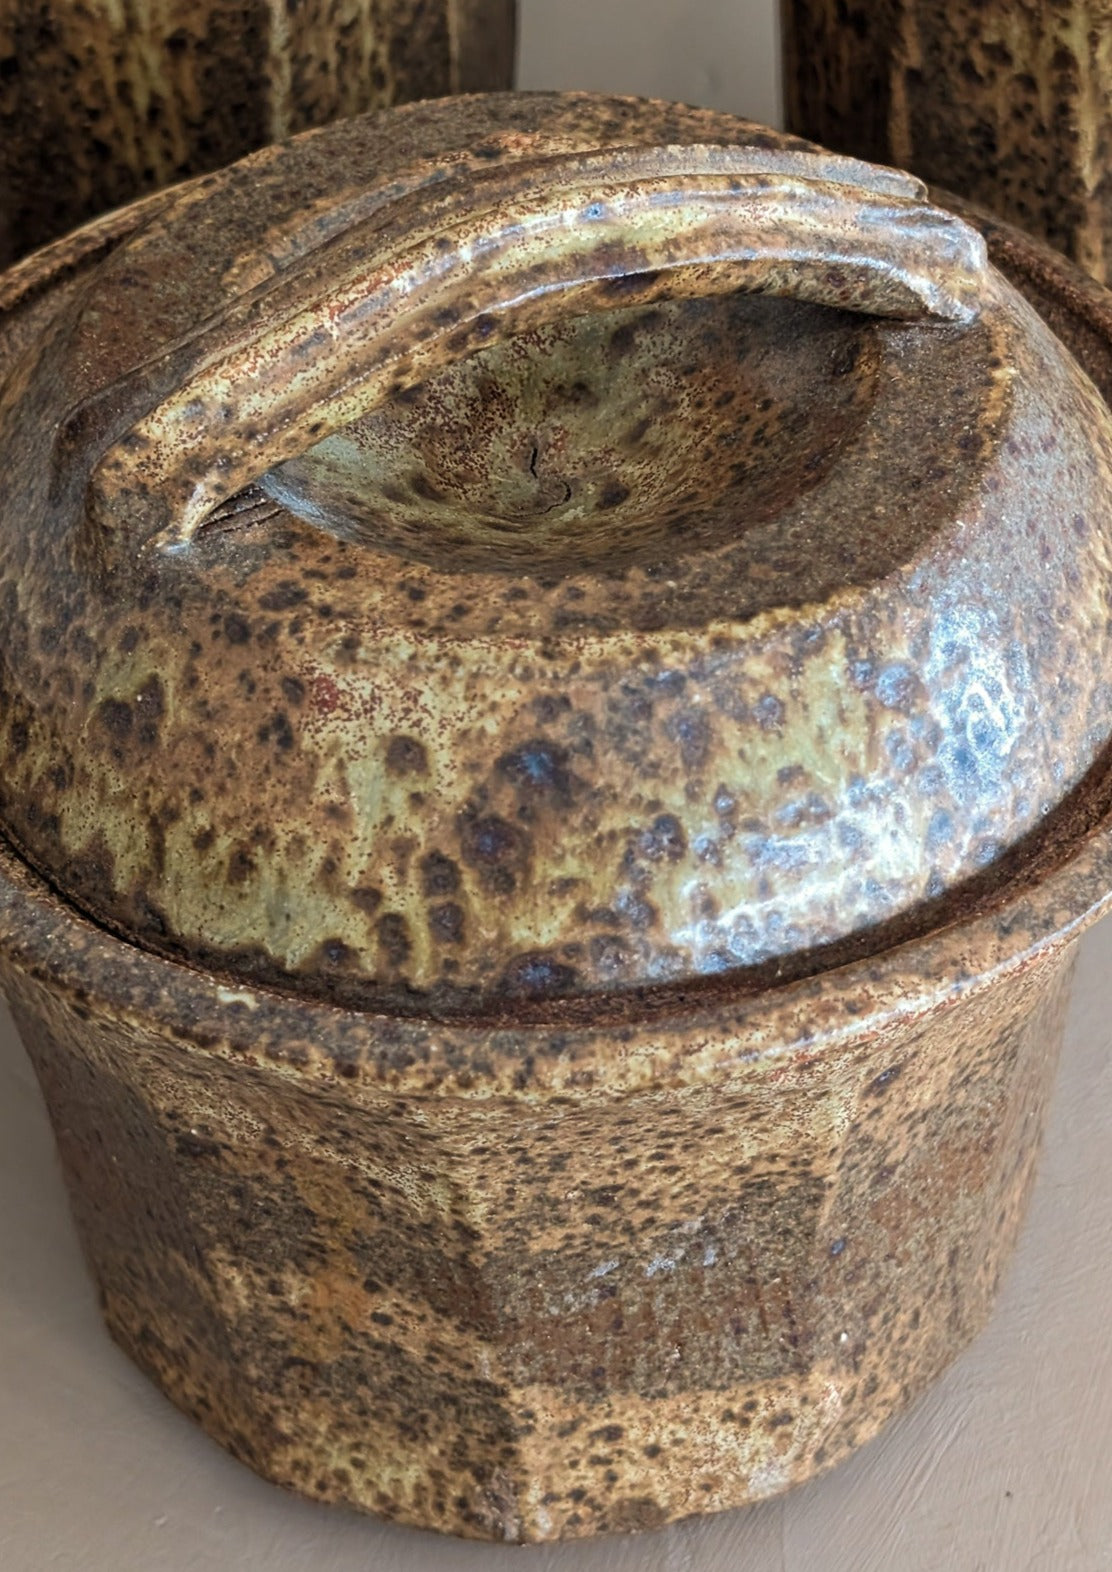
1, 921, 1074, 1541
0, 0, 516, 266
783, 0, 1112, 281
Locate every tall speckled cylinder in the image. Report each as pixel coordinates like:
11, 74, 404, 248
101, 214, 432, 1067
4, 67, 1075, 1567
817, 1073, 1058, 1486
0, 0, 516, 266
782, 0, 1112, 282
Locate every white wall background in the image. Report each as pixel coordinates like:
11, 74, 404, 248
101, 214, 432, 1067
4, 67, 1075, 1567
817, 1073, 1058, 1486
518, 0, 782, 129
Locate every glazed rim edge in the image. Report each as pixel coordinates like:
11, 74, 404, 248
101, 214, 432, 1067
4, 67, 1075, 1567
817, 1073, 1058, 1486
0, 747, 1107, 1098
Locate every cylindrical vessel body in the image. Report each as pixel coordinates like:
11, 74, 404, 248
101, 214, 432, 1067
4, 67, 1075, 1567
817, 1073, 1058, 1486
0, 0, 516, 266
783, 0, 1112, 281
0, 832, 1085, 1542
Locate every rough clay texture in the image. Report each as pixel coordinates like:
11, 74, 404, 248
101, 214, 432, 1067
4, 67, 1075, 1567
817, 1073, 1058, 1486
0, 768, 1103, 1540
783, 0, 1112, 283
2, 928, 1073, 1542
0, 0, 517, 267
2, 95, 1112, 1017
4, 94, 1112, 1542
937, 185, 1112, 408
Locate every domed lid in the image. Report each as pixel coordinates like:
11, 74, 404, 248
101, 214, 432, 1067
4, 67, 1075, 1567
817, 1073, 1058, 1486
2, 92, 1112, 1017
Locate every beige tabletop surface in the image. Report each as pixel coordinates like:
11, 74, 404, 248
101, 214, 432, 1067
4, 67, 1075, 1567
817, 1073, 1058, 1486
3, 3, 1112, 1569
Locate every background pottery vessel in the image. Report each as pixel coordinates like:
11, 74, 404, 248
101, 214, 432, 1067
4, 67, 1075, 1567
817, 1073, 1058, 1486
0, 0, 517, 267
782, 0, 1112, 283
3, 92, 1112, 1542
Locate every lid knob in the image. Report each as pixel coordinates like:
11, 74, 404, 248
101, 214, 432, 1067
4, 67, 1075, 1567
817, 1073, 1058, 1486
84, 144, 988, 567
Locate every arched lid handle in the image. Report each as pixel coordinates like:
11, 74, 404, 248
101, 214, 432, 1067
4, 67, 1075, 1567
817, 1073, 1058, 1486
83, 143, 989, 562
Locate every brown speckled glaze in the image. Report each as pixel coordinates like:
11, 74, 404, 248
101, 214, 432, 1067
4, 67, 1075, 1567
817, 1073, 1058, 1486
3, 95, 1112, 1542
3, 95, 1112, 1017
0, 881, 1081, 1540
783, 0, 1112, 282
0, 0, 516, 267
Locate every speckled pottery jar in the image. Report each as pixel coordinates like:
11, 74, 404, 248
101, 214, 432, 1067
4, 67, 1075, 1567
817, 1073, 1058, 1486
0, 0, 516, 267
782, 0, 1112, 283
3, 93, 1112, 1543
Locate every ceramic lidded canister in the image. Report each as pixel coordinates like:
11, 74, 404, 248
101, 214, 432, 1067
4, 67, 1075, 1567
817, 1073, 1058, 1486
2, 92, 1112, 1541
